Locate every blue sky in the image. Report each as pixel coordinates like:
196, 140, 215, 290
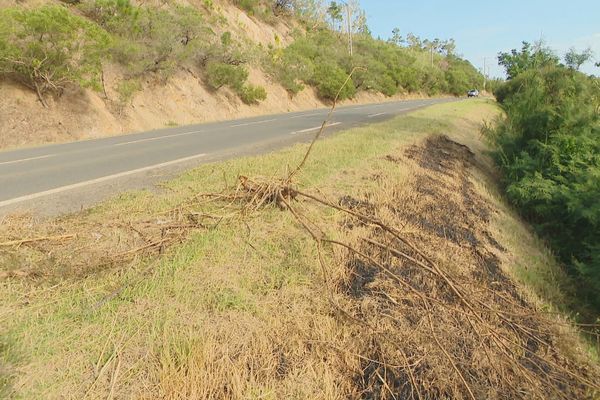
360, 0, 600, 77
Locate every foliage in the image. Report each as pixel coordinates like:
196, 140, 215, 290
489, 61, 600, 313
444, 56, 482, 95
80, 0, 211, 79
239, 84, 267, 104
485, 77, 505, 94
205, 61, 267, 104
311, 61, 355, 100
498, 41, 559, 80
289, 0, 326, 24
201, 31, 251, 67
564, 47, 594, 71
326, 1, 343, 30
205, 61, 248, 90
265, 48, 313, 94
0, 5, 109, 104
265, 28, 482, 100
231, 0, 278, 23
1, 0, 483, 108
273, 0, 294, 16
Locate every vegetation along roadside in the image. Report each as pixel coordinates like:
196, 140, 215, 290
485, 41, 600, 321
1, 99, 599, 398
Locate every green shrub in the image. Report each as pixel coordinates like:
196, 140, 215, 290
444, 56, 482, 95
205, 62, 248, 90
205, 61, 266, 104
265, 48, 314, 95
352, 56, 397, 96
239, 84, 267, 104
419, 66, 447, 95
311, 61, 356, 100
202, 32, 250, 67
489, 65, 600, 313
0, 5, 110, 105
80, 0, 211, 78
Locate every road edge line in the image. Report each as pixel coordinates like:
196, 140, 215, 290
0, 153, 207, 208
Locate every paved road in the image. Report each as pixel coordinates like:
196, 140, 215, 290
0, 98, 453, 215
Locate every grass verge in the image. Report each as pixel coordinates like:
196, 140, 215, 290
1, 99, 598, 399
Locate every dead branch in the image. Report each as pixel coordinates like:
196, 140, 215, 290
0, 234, 75, 247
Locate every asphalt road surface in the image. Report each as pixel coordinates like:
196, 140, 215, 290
0, 98, 454, 215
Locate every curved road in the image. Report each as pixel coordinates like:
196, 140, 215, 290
0, 98, 453, 215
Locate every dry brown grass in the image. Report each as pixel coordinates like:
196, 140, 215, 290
2, 100, 598, 399
199, 134, 600, 399
0, 206, 208, 281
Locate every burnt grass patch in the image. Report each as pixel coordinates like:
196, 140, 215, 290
334, 135, 599, 399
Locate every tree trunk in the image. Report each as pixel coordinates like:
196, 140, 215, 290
101, 68, 109, 100
34, 82, 48, 108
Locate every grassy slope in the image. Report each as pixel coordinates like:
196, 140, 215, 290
0, 99, 593, 399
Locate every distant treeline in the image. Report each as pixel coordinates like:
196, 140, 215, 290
0, 0, 483, 108
488, 41, 600, 315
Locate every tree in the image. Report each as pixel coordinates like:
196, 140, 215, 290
389, 28, 404, 46
441, 39, 456, 56
289, 0, 327, 25
326, 1, 342, 31
0, 5, 110, 107
405, 33, 422, 50
352, 8, 370, 36
498, 41, 559, 79
564, 47, 593, 70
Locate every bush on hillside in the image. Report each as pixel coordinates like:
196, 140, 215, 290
205, 62, 248, 91
0, 5, 109, 105
311, 61, 356, 100
239, 84, 267, 104
264, 49, 314, 95
419, 66, 447, 95
351, 56, 397, 96
80, 0, 211, 79
232, 0, 277, 24
265, 29, 482, 99
205, 61, 267, 104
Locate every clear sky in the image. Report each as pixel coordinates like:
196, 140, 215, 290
360, 0, 600, 77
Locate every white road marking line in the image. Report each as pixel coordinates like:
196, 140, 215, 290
0, 153, 207, 208
113, 130, 203, 146
230, 118, 277, 128
289, 112, 325, 119
0, 154, 55, 166
368, 112, 386, 118
290, 122, 341, 135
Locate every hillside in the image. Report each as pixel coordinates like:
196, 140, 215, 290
0, 0, 482, 149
